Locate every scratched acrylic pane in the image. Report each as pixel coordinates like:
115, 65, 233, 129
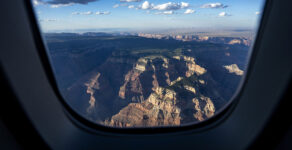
32, 0, 265, 127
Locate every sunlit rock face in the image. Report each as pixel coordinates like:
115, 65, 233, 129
228, 39, 242, 45
104, 55, 217, 127
181, 56, 206, 77
184, 85, 196, 94
224, 64, 244, 76
192, 96, 215, 121
85, 73, 101, 113
105, 87, 181, 127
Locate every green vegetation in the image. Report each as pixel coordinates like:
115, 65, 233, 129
130, 49, 169, 55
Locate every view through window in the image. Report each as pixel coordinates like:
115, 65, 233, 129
32, 0, 265, 127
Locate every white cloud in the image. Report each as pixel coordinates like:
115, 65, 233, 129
96, 11, 111, 15
153, 2, 180, 10
153, 2, 190, 11
120, 0, 141, 2
72, 11, 93, 15
162, 11, 174, 15
72, 11, 110, 15
141, 1, 153, 10
255, 11, 261, 15
201, 3, 228, 9
32, 0, 98, 8
47, 0, 97, 5
72, 12, 79, 15
128, 5, 135, 9
82, 11, 93, 15
139, 1, 190, 13
181, 2, 190, 9
113, 4, 119, 8
50, 3, 74, 8
184, 9, 195, 14
32, 0, 44, 5
113, 3, 129, 8
218, 12, 231, 17
155, 11, 174, 15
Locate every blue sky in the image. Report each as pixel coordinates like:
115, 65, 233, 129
32, 0, 265, 32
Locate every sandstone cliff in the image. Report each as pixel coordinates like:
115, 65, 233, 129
105, 87, 181, 127
223, 64, 244, 76
84, 72, 101, 113
104, 55, 216, 127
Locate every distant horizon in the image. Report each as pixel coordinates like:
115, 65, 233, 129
41, 27, 257, 33
32, 0, 264, 32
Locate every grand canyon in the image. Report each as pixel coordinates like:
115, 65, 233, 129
44, 31, 250, 127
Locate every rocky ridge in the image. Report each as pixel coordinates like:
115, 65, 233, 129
223, 64, 244, 76
137, 33, 251, 46
104, 55, 216, 127
84, 72, 101, 113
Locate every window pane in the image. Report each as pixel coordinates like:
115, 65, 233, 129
32, 0, 265, 127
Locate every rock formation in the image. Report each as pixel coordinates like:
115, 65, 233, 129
84, 73, 101, 113
223, 64, 244, 76
183, 56, 206, 77
105, 54, 216, 127
105, 87, 181, 127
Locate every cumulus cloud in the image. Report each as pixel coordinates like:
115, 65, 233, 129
32, 0, 98, 7
71, 11, 110, 15
46, 0, 98, 5
153, 2, 190, 10
153, 3, 180, 10
120, 0, 141, 2
72, 12, 79, 15
139, 1, 190, 13
155, 11, 174, 15
51, 3, 74, 8
201, 3, 228, 9
218, 12, 231, 17
128, 5, 135, 9
96, 11, 111, 15
113, 3, 129, 8
255, 11, 261, 15
72, 11, 93, 15
180, 2, 190, 9
113, 4, 119, 8
184, 9, 195, 14
141, 1, 154, 10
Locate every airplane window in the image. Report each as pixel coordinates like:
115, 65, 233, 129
31, 0, 265, 128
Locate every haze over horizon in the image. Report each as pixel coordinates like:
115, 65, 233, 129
32, 0, 264, 32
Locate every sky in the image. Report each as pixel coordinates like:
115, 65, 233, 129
32, 0, 265, 32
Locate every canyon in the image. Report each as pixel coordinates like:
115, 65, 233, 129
44, 32, 249, 127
